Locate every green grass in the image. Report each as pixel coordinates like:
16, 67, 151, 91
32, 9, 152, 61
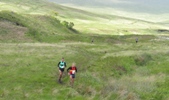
0, 10, 77, 42
1, 35, 169, 99
0, 0, 169, 99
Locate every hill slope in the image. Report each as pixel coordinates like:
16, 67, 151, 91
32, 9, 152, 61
1, 0, 169, 37
0, 0, 169, 100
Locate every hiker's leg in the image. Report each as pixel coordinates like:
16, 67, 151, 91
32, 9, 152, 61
59, 70, 63, 82
69, 75, 72, 85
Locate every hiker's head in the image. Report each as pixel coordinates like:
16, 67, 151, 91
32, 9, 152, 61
61, 58, 64, 61
72, 62, 76, 67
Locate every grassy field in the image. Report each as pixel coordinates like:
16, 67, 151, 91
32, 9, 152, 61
1, 35, 169, 100
1, 0, 169, 100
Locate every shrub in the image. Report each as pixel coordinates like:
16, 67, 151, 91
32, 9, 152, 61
61, 21, 74, 29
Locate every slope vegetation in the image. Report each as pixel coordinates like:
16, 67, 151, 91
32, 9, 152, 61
1, 0, 169, 37
0, 0, 169, 100
0, 10, 76, 42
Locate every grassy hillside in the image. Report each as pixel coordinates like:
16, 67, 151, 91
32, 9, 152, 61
1, 35, 169, 100
0, 0, 169, 100
1, 0, 169, 36
0, 0, 85, 43
0, 10, 78, 42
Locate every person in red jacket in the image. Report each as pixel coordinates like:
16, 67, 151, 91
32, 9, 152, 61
67, 63, 77, 87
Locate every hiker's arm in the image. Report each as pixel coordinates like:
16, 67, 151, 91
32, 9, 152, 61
57, 62, 60, 67
75, 67, 77, 72
67, 67, 71, 72
65, 62, 67, 67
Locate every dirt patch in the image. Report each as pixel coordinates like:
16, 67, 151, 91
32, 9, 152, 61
0, 20, 32, 42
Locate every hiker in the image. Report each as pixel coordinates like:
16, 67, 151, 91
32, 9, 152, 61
67, 63, 77, 87
91, 39, 94, 43
58, 58, 67, 83
136, 37, 138, 43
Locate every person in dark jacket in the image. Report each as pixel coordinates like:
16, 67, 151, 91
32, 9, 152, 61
58, 58, 66, 83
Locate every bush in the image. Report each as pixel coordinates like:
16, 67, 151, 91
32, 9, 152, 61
68, 22, 74, 29
61, 21, 74, 29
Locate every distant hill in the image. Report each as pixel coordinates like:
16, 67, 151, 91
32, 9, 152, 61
48, 0, 169, 14
0, 0, 168, 42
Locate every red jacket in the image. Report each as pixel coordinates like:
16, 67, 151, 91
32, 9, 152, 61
67, 66, 77, 74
